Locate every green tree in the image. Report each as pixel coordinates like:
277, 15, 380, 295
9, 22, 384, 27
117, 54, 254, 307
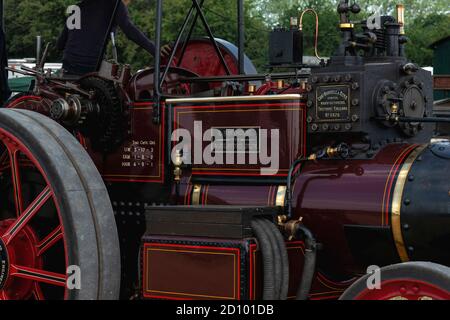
3, 0, 450, 70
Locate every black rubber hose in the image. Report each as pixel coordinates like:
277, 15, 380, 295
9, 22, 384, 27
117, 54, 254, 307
261, 219, 290, 300
251, 219, 276, 300
295, 225, 317, 300
257, 219, 282, 300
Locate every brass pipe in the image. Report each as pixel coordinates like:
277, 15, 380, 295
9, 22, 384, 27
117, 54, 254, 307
397, 4, 405, 35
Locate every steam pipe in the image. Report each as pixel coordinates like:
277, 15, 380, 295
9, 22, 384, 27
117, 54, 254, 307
285, 158, 308, 219
375, 116, 450, 123
36, 36, 42, 67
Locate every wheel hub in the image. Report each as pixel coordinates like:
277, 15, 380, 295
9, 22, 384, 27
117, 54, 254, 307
0, 237, 9, 290
0, 219, 42, 299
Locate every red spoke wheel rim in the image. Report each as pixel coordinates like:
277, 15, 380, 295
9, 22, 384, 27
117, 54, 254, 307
0, 128, 67, 300
355, 279, 450, 300
0, 108, 120, 300
340, 262, 450, 301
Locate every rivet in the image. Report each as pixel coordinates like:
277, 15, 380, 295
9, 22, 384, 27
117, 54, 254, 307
408, 175, 414, 182
403, 224, 410, 231
404, 199, 411, 206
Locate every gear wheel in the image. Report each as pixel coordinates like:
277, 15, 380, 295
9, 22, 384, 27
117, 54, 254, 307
79, 77, 125, 153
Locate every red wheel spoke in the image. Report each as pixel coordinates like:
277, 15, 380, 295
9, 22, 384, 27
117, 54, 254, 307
7, 147, 24, 217
0, 150, 8, 166
10, 265, 66, 287
2, 186, 53, 245
37, 225, 63, 256
33, 283, 45, 300
0, 290, 10, 300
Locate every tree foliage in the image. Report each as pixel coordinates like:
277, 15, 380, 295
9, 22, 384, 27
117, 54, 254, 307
3, 0, 449, 71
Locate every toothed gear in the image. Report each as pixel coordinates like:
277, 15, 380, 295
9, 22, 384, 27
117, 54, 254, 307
79, 77, 125, 153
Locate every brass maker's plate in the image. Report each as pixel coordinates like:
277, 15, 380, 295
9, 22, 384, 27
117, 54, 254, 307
315, 85, 351, 122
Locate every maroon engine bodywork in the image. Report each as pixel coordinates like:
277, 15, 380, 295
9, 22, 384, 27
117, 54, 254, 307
5, 36, 447, 300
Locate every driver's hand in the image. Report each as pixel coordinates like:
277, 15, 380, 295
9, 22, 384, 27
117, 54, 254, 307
161, 44, 172, 58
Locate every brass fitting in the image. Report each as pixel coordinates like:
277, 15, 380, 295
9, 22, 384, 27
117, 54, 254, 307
281, 218, 303, 241
173, 149, 183, 182
390, 103, 400, 121
397, 4, 405, 35
339, 23, 354, 29
326, 147, 339, 158
248, 84, 256, 95
277, 80, 284, 90
300, 81, 307, 91
277, 215, 288, 225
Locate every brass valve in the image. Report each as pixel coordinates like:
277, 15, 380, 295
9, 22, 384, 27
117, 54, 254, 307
397, 4, 405, 35
173, 149, 183, 183
280, 217, 303, 241
277, 80, 284, 90
248, 84, 256, 95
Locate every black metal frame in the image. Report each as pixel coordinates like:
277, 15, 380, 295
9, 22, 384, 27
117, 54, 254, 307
153, 0, 246, 123
96, 0, 121, 71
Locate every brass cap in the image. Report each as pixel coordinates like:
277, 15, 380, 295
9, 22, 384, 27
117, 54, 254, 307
340, 23, 354, 29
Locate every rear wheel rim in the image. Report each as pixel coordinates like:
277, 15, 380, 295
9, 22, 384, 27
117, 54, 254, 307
354, 279, 450, 300
0, 128, 68, 300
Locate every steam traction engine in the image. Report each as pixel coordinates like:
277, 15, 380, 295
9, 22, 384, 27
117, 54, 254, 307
1, 0, 449, 300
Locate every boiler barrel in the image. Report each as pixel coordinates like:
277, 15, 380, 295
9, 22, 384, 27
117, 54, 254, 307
293, 143, 450, 278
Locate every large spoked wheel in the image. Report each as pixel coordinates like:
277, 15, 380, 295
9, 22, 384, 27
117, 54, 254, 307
339, 262, 450, 300
0, 109, 120, 300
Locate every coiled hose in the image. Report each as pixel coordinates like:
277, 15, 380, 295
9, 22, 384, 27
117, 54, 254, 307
251, 218, 290, 300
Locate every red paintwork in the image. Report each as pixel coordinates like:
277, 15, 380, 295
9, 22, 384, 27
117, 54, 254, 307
4, 40, 441, 301
173, 100, 307, 177
143, 241, 241, 300
127, 67, 205, 101
169, 40, 239, 81
354, 279, 450, 300
249, 241, 355, 300
178, 144, 421, 291
85, 102, 166, 183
